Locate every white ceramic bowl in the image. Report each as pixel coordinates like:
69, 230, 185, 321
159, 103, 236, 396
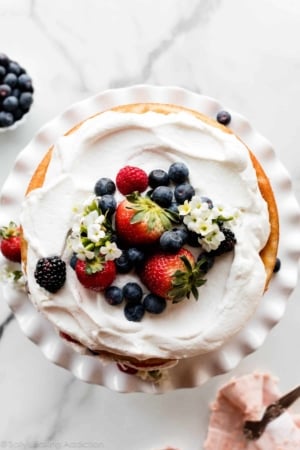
1, 85, 300, 393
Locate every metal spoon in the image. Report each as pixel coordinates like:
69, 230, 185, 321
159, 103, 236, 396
243, 384, 300, 440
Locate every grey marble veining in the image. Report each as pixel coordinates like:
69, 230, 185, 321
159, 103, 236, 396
0, 1, 300, 449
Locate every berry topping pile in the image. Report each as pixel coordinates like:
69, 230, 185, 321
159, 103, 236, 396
33, 162, 239, 323
0, 53, 34, 129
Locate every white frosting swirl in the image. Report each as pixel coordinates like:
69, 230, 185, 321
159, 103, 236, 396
21, 110, 270, 361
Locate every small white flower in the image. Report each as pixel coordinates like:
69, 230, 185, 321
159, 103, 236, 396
191, 202, 211, 219
82, 210, 99, 228
201, 228, 225, 252
87, 223, 105, 243
95, 214, 105, 225
194, 219, 217, 236
178, 200, 191, 216
71, 222, 81, 235
100, 242, 122, 261
0, 266, 26, 291
183, 214, 198, 231
70, 240, 94, 260
189, 196, 203, 210
83, 195, 97, 208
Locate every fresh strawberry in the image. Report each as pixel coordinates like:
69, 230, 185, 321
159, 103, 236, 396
115, 192, 176, 245
75, 259, 116, 292
0, 221, 21, 262
140, 248, 206, 303
116, 165, 148, 195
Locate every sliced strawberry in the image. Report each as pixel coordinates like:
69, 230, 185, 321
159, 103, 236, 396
140, 248, 206, 303
115, 192, 176, 246
116, 166, 148, 195
0, 222, 21, 262
75, 259, 116, 291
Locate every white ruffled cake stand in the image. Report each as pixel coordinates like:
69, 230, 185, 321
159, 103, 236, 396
1, 85, 299, 393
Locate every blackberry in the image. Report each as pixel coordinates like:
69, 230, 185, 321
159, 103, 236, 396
212, 228, 236, 256
34, 256, 66, 293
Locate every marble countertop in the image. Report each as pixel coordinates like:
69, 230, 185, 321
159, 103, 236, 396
1, 1, 300, 449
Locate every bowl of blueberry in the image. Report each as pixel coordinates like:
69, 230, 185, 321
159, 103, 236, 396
0, 52, 34, 131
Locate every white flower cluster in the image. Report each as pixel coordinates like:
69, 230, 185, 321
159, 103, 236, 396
0, 265, 26, 291
178, 195, 239, 252
69, 195, 121, 262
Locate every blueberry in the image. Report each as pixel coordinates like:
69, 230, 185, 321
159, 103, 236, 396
94, 177, 116, 196
0, 111, 14, 128
151, 186, 173, 207
19, 92, 33, 110
187, 231, 201, 247
201, 196, 213, 209
3, 73, 18, 88
0, 53, 9, 67
98, 194, 116, 216
12, 108, 24, 121
216, 110, 231, 126
18, 73, 33, 91
172, 227, 188, 244
197, 252, 215, 273
273, 257, 281, 273
143, 293, 166, 314
115, 252, 133, 274
2, 96, 18, 112
160, 230, 183, 253
122, 282, 143, 303
126, 247, 145, 265
167, 201, 180, 216
11, 88, 21, 98
69, 254, 78, 270
0, 66, 6, 78
168, 162, 189, 184
174, 183, 195, 204
124, 302, 145, 322
105, 286, 123, 305
148, 169, 169, 188
8, 61, 22, 75
0, 84, 11, 98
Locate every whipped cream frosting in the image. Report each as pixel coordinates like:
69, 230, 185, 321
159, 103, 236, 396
21, 110, 270, 361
